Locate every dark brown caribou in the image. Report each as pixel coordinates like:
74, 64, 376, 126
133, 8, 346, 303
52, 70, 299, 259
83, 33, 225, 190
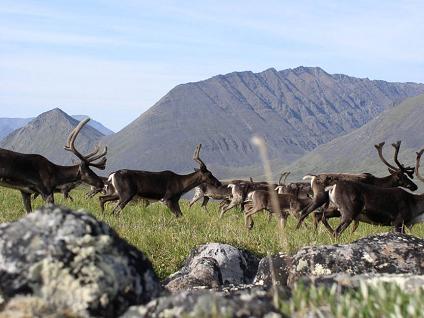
99, 144, 221, 216
0, 118, 107, 212
323, 148, 424, 237
296, 141, 417, 229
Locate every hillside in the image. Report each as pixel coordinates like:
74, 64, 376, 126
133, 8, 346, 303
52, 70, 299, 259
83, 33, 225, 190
284, 93, 424, 180
104, 66, 424, 176
0, 108, 105, 165
72, 115, 114, 135
0, 118, 32, 140
0, 114, 113, 142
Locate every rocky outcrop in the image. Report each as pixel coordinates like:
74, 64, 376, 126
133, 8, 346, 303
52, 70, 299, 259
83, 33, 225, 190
0, 205, 161, 318
121, 288, 286, 318
287, 233, 424, 286
164, 243, 260, 292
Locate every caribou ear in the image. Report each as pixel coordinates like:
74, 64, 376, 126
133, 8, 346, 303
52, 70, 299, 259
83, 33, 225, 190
194, 168, 200, 172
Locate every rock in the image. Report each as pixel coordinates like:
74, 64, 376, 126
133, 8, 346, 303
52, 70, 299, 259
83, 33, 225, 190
254, 253, 292, 287
165, 257, 223, 292
121, 288, 286, 318
300, 273, 424, 293
288, 233, 424, 286
0, 205, 161, 318
164, 243, 259, 291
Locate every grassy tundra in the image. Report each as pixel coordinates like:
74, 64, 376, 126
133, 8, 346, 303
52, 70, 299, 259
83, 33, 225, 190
2, 186, 424, 317
2, 186, 424, 279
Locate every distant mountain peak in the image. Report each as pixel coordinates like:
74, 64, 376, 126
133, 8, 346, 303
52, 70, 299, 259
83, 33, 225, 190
0, 108, 105, 165
104, 66, 424, 176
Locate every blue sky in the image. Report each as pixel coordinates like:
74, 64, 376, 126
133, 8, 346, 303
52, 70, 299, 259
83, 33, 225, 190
1, 0, 423, 131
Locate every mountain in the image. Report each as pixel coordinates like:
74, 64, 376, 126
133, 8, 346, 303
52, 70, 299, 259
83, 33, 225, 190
284, 93, 424, 180
0, 114, 113, 142
72, 115, 114, 135
0, 118, 32, 140
103, 66, 424, 177
0, 108, 105, 165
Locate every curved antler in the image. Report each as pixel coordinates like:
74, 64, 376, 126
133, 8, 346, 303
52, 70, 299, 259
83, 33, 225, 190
278, 171, 290, 185
375, 142, 399, 171
416, 148, 424, 183
193, 144, 206, 170
391, 141, 415, 178
64, 118, 107, 169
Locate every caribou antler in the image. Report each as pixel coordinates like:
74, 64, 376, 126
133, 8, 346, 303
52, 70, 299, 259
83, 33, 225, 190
64, 118, 107, 170
193, 144, 206, 170
391, 141, 415, 178
375, 142, 400, 171
278, 171, 290, 185
416, 148, 424, 183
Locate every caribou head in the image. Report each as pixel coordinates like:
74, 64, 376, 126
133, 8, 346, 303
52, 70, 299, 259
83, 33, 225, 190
193, 144, 221, 187
64, 118, 107, 189
375, 141, 417, 191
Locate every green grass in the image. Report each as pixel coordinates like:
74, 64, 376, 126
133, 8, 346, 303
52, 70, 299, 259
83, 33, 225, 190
2, 187, 424, 280
281, 282, 424, 318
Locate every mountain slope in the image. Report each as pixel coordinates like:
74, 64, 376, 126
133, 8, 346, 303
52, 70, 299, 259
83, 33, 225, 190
104, 66, 424, 176
0, 118, 32, 140
0, 108, 105, 165
72, 115, 114, 135
285, 93, 424, 180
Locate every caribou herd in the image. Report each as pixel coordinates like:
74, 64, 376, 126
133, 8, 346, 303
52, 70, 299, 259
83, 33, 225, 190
1, 118, 424, 238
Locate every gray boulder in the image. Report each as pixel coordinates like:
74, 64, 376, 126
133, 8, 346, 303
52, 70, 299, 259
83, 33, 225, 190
121, 288, 285, 318
0, 205, 161, 317
254, 253, 292, 288
164, 243, 259, 292
288, 233, 424, 286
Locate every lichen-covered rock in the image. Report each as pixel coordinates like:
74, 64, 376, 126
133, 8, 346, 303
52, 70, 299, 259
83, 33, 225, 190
299, 273, 424, 293
0, 205, 161, 318
164, 243, 259, 291
288, 233, 424, 286
165, 257, 223, 292
254, 253, 292, 287
121, 288, 286, 318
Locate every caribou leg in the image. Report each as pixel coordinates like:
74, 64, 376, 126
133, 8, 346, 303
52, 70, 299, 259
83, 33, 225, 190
21, 191, 32, 213
99, 194, 119, 212
165, 199, 183, 218
111, 193, 135, 214
201, 196, 210, 212
296, 191, 329, 229
189, 192, 203, 208
219, 198, 240, 218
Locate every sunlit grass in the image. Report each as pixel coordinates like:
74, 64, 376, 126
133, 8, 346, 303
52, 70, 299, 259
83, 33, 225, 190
1, 187, 424, 280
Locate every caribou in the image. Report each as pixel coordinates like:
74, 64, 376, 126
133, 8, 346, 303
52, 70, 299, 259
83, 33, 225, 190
243, 189, 312, 229
218, 172, 290, 218
99, 144, 221, 216
323, 148, 424, 237
0, 118, 107, 212
296, 141, 418, 229
188, 179, 252, 212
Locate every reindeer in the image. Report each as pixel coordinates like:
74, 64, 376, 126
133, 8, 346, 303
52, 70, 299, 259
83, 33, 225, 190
99, 144, 221, 216
189, 178, 257, 212
218, 172, 290, 218
243, 189, 312, 229
0, 118, 107, 212
323, 148, 424, 237
296, 141, 417, 229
